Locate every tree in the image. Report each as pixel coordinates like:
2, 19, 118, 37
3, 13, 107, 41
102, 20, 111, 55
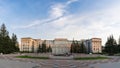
104, 35, 118, 55
80, 41, 86, 53
0, 24, 9, 37
11, 33, 19, 52
41, 40, 47, 53
37, 44, 42, 53
70, 39, 76, 53
75, 41, 81, 53
2, 36, 11, 53
37, 40, 49, 53
0, 24, 11, 54
117, 36, 120, 53
0, 23, 19, 54
47, 45, 52, 52
70, 39, 81, 53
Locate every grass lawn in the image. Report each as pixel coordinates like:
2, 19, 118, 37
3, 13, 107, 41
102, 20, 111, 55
16, 55, 49, 59
74, 56, 109, 60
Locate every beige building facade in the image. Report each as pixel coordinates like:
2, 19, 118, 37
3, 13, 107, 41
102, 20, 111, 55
91, 38, 102, 53
20, 37, 102, 54
84, 38, 102, 53
52, 38, 71, 55
20, 38, 71, 55
20, 37, 43, 52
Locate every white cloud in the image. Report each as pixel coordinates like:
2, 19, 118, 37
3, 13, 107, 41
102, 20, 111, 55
66, 0, 79, 5
14, 0, 120, 45
13, 19, 51, 29
49, 0, 78, 18
49, 3, 67, 18
14, 0, 79, 29
49, 4, 120, 45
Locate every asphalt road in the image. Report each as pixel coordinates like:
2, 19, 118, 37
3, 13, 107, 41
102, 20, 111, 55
91, 62, 120, 68
0, 59, 39, 68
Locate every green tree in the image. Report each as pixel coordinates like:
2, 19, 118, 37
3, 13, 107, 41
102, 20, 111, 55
47, 45, 52, 52
11, 33, 19, 52
0, 24, 11, 53
105, 35, 118, 55
80, 41, 86, 53
41, 40, 47, 53
70, 40, 81, 53
0, 23, 19, 54
0, 24, 9, 37
70, 39, 76, 53
37, 44, 42, 53
75, 41, 81, 53
117, 36, 120, 53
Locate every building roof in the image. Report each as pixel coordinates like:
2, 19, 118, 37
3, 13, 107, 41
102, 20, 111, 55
91, 38, 102, 41
91, 38, 101, 40
33, 39, 41, 40
54, 38, 68, 41
21, 37, 32, 39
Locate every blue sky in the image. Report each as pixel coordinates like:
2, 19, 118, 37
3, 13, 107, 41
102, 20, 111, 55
0, 0, 120, 45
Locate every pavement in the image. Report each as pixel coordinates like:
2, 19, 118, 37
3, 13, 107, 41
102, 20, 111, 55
0, 54, 120, 68
90, 62, 120, 68
0, 59, 39, 68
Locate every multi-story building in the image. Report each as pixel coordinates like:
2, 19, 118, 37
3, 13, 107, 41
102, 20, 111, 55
84, 38, 102, 53
20, 37, 43, 52
52, 38, 71, 55
84, 39, 92, 53
20, 37, 102, 54
20, 38, 71, 55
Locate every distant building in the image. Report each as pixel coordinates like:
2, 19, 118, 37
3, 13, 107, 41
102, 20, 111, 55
52, 38, 70, 55
20, 37, 43, 52
84, 40, 92, 53
20, 37, 102, 54
84, 38, 102, 53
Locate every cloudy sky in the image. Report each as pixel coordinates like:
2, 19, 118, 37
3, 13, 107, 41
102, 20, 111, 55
0, 0, 120, 45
